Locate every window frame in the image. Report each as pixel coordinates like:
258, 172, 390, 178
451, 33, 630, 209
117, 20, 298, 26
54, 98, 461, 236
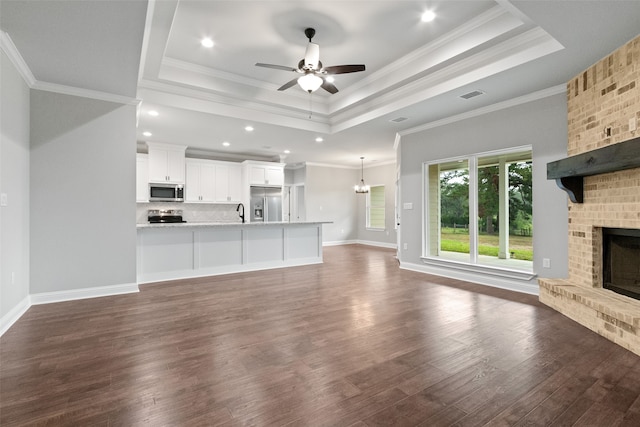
422, 146, 533, 275
366, 184, 386, 231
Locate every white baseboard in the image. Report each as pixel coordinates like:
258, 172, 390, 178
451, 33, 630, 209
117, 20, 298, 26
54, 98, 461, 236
400, 261, 540, 296
356, 240, 397, 249
30, 282, 139, 305
0, 295, 31, 337
323, 239, 358, 246
323, 239, 397, 249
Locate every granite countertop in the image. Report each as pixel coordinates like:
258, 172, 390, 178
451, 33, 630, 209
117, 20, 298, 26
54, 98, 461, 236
137, 221, 331, 229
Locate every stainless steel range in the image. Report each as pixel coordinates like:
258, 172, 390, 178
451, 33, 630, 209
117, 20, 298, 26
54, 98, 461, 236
147, 209, 186, 223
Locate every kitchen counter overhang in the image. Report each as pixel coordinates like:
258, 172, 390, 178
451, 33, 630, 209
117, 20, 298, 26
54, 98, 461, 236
137, 221, 329, 284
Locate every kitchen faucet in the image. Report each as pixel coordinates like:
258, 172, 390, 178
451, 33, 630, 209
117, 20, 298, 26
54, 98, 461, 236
236, 203, 245, 223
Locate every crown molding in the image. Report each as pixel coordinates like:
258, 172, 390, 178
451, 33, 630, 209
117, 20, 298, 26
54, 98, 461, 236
0, 31, 36, 86
399, 84, 566, 137
138, 78, 332, 133
330, 26, 563, 133
2, 30, 140, 106
32, 81, 141, 106
329, 5, 524, 113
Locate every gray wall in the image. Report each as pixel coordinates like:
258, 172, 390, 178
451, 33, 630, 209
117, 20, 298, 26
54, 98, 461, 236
399, 93, 569, 279
305, 164, 358, 244
356, 162, 397, 247
30, 91, 137, 293
1, 51, 30, 320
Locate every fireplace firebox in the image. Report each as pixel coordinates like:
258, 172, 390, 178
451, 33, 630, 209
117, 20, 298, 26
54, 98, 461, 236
602, 228, 640, 300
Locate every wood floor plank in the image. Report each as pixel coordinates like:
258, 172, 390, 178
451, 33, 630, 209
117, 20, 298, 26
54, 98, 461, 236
1, 245, 639, 426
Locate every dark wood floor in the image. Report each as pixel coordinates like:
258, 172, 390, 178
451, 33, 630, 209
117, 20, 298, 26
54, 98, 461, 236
2, 245, 640, 426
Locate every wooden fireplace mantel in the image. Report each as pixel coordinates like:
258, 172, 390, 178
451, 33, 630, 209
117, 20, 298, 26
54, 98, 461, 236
547, 136, 640, 203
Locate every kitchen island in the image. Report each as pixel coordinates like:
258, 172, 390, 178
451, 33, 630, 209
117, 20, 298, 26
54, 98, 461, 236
136, 221, 328, 284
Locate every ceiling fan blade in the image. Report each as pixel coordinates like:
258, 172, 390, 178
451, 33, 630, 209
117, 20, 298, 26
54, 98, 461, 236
278, 78, 299, 91
255, 63, 298, 72
304, 42, 320, 70
323, 64, 366, 74
321, 79, 339, 94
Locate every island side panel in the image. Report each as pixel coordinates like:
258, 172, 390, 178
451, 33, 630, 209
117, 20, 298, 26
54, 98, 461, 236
286, 224, 321, 259
198, 228, 243, 268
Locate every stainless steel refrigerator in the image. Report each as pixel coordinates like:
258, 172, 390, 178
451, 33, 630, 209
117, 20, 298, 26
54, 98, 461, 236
250, 187, 282, 222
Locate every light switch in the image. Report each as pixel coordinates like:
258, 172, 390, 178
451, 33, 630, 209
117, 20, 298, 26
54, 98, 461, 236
403, 202, 413, 210
0, 193, 7, 207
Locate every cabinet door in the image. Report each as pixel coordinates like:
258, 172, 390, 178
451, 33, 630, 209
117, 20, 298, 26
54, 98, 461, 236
148, 149, 168, 182
185, 162, 201, 202
199, 163, 216, 202
214, 165, 229, 202
265, 167, 284, 186
136, 155, 149, 202
249, 165, 266, 185
227, 165, 242, 202
166, 149, 185, 183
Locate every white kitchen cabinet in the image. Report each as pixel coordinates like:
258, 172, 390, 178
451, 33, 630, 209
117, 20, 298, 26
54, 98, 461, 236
185, 160, 216, 202
136, 153, 149, 202
246, 163, 284, 186
214, 163, 242, 203
147, 142, 186, 183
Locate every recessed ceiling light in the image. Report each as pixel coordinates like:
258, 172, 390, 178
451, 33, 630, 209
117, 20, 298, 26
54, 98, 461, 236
201, 37, 214, 48
148, 110, 159, 117
284, 150, 290, 154
222, 141, 230, 147
325, 76, 335, 83
245, 125, 254, 132
315, 137, 324, 143
421, 10, 436, 22
143, 131, 152, 137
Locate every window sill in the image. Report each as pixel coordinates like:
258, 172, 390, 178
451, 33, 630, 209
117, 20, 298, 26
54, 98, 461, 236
420, 256, 537, 281
366, 227, 385, 232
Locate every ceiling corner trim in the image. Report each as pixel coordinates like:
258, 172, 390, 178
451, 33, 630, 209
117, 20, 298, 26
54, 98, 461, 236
137, 0, 156, 83
1, 31, 36, 86
32, 81, 141, 106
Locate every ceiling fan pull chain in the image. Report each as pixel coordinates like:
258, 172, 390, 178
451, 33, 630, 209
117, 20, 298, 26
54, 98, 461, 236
309, 92, 313, 119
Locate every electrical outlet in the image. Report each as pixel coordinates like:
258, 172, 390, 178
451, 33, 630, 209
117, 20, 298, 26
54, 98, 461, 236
543, 258, 551, 268
0, 193, 7, 207
403, 243, 408, 250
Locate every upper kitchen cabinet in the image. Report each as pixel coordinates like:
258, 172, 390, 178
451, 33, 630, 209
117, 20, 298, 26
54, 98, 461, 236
244, 161, 285, 186
136, 153, 149, 202
185, 159, 216, 203
147, 142, 187, 184
214, 163, 242, 203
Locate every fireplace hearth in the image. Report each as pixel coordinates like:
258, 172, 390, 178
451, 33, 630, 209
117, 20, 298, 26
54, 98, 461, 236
603, 228, 640, 300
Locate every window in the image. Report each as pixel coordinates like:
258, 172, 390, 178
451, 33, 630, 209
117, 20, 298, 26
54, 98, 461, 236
424, 147, 532, 272
366, 185, 385, 230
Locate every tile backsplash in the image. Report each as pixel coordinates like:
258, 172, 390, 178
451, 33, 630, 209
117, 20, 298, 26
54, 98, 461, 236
137, 202, 243, 223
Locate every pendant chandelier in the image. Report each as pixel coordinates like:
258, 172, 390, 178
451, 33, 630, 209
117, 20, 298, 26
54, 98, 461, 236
354, 157, 369, 194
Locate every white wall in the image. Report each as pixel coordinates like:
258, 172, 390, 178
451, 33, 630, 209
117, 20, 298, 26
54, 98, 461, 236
0, 50, 30, 325
30, 90, 137, 294
399, 93, 569, 281
356, 162, 397, 248
305, 164, 358, 244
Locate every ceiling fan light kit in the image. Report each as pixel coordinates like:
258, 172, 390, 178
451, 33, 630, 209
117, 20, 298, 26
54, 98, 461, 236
298, 73, 323, 93
256, 27, 365, 94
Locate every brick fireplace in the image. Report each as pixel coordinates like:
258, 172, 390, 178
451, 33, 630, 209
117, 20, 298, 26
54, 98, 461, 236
538, 35, 640, 357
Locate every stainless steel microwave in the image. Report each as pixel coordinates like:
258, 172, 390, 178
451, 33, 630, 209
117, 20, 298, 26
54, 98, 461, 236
148, 183, 184, 202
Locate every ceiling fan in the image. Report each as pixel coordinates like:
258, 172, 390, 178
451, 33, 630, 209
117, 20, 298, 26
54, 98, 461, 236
255, 28, 365, 94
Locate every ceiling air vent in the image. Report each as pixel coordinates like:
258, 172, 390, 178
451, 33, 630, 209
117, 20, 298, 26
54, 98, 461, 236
459, 90, 485, 100
389, 117, 409, 123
